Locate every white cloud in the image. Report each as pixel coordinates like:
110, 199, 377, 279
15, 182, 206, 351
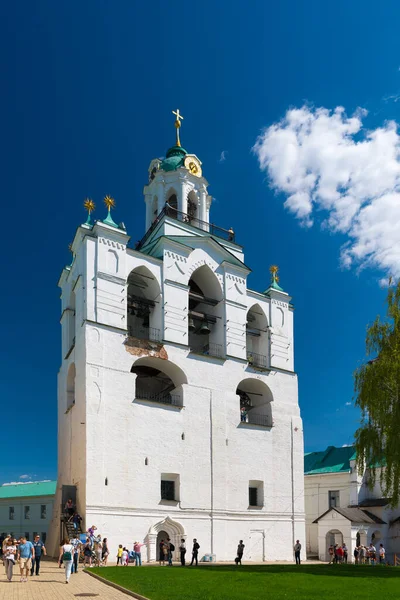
219, 150, 227, 162
19, 474, 29, 480
253, 105, 400, 278
345, 402, 352, 406
342, 443, 352, 447
2, 480, 50, 487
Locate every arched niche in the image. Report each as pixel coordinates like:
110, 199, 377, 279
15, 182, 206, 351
66, 363, 76, 411
131, 357, 187, 407
237, 378, 273, 427
127, 266, 161, 342
146, 517, 186, 562
246, 304, 269, 368
188, 265, 224, 358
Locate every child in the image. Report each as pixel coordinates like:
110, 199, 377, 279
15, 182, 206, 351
122, 547, 129, 566
117, 544, 123, 566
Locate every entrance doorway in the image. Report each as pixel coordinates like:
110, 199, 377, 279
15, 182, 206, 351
157, 530, 169, 562
326, 529, 343, 560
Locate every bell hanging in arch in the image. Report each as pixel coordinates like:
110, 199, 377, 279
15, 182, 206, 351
198, 321, 211, 335
188, 317, 196, 332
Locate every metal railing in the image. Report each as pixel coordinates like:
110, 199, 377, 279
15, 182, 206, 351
190, 342, 224, 359
240, 413, 272, 427
135, 391, 182, 407
135, 205, 236, 250
127, 325, 161, 343
247, 351, 268, 369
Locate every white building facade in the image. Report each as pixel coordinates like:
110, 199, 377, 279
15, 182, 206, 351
0, 481, 56, 543
305, 446, 400, 563
48, 122, 305, 561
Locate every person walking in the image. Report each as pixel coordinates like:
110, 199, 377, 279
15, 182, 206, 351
159, 539, 166, 565
121, 547, 129, 566
342, 543, 348, 564
179, 538, 186, 566
236, 540, 245, 565
102, 538, 110, 566
294, 540, 301, 565
369, 543, 377, 565
83, 538, 92, 567
3, 538, 17, 581
71, 535, 83, 573
328, 545, 334, 564
166, 537, 174, 566
117, 544, 123, 565
359, 545, 365, 564
31, 534, 46, 576
190, 539, 200, 566
17, 535, 34, 582
64, 498, 75, 519
59, 538, 74, 584
379, 543, 386, 564
133, 541, 145, 566
95, 539, 103, 566
336, 545, 344, 564
354, 546, 359, 565
70, 511, 82, 532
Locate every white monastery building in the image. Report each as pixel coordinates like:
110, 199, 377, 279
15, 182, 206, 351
305, 445, 400, 563
0, 481, 56, 543
48, 112, 305, 561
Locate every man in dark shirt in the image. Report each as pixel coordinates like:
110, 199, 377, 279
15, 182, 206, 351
31, 535, 46, 576
236, 540, 245, 565
190, 539, 200, 566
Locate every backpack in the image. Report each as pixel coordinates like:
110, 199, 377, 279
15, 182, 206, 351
169, 543, 175, 551
63, 550, 72, 561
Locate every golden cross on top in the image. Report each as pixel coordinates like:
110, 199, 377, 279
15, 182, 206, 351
172, 109, 184, 146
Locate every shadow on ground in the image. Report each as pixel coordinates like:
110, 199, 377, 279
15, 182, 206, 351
196, 564, 400, 579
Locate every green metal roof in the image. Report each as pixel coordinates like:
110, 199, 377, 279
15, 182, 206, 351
160, 145, 187, 172
0, 481, 57, 499
304, 446, 356, 475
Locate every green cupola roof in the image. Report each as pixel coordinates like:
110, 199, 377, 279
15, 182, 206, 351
263, 265, 285, 294
160, 145, 188, 172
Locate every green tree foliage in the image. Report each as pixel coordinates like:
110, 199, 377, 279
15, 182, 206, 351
355, 281, 400, 505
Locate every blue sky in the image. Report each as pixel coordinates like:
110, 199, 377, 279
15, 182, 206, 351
1, 0, 399, 483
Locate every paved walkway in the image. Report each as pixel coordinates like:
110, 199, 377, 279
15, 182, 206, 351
0, 559, 131, 600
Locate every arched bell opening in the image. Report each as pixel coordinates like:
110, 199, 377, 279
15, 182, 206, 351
246, 304, 269, 369
188, 265, 223, 359
127, 266, 161, 342
236, 378, 273, 428
131, 357, 187, 407
186, 190, 199, 226
165, 191, 178, 218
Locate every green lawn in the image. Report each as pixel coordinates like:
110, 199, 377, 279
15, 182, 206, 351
89, 564, 400, 600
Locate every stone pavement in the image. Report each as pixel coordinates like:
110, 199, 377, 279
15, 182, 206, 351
0, 559, 131, 600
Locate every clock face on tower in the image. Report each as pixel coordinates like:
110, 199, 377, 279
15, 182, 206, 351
184, 156, 202, 177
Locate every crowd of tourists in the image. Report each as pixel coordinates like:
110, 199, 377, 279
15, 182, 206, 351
328, 542, 386, 565
1, 534, 46, 582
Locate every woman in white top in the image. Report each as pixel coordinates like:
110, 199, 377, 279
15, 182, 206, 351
96, 539, 103, 566
4, 539, 17, 581
59, 538, 74, 583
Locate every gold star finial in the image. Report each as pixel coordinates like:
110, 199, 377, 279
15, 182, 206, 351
83, 198, 95, 225
269, 265, 279, 283
104, 195, 115, 210
172, 109, 184, 147
84, 198, 95, 214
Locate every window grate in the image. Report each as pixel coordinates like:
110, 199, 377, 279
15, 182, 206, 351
161, 480, 175, 501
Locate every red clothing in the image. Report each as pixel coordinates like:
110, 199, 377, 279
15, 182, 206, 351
337, 547, 344, 557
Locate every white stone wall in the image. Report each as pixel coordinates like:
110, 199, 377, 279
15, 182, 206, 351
0, 497, 54, 541
304, 472, 351, 555
50, 207, 304, 561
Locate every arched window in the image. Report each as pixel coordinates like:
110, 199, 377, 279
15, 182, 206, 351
165, 192, 178, 217
246, 304, 269, 369
66, 290, 76, 354
187, 190, 199, 225
131, 357, 187, 408
127, 267, 161, 342
188, 265, 223, 358
237, 378, 273, 427
66, 363, 76, 411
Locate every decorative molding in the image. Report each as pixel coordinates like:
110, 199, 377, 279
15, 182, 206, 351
165, 250, 188, 263
98, 237, 126, 250
226, 273, 245, 286
97, 271, 126, 285
187, 259, 224, 289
